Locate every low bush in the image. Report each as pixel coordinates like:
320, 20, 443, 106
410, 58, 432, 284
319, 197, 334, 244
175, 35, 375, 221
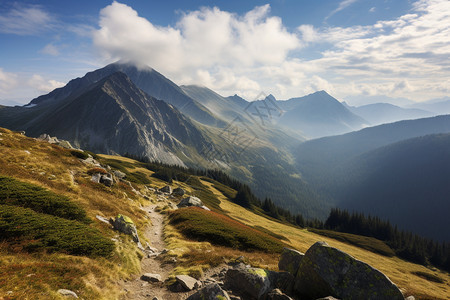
0, 176, 90, 223
308, 228, 395, 257
70, 150, 89, 160
411, 271, 444, 283
169, 207, 285, 253
87, 167, 108, 175
0, 205, 114, 257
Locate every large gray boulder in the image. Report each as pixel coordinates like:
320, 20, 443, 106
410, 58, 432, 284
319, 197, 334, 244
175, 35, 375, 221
111, 214, 140, 244
293, 241, 404, 300
175, 275, 201, 291
278, 247, 304, 276
187, 283, 230, 300
177, 196, 204, 208
225, 267, 272, 300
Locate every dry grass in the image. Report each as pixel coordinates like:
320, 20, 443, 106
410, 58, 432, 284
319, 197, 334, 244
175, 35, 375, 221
0, 129, 147, 299
219, 199, 450, 300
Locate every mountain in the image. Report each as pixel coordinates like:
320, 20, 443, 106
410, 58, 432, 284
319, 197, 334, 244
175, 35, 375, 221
330, 134, 450, 242
294, 115, 450, 241
181, 85, 249, 123
344, 95, 416, 107
347, 102, 435, 126
276, 91, 368, 138
409, 97, 450, 115
226, 94, 249, 108
28, 61, 224, 127
0, 72, 209, 165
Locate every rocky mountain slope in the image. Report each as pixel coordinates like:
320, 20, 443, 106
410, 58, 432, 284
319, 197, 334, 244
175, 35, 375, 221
0, 72, 210, 165
0, 128, 448, 299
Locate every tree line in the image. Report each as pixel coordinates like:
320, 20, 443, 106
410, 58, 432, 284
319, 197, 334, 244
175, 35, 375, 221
324, 208, 450, 272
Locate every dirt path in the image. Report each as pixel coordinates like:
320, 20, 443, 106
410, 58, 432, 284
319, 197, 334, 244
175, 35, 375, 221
119, 204, 190, 300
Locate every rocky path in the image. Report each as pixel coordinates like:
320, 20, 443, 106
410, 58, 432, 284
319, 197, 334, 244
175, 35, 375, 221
119, 204, 190, 300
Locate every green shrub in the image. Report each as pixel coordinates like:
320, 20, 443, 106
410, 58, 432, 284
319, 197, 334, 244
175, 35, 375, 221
411, 271, 444, 283
0, 205, 114, 257
126, 171, 151, 184
70, 150, 89, 160
169, 207, 285, 253
308, 228, 395, 257
0, 176, 90, 224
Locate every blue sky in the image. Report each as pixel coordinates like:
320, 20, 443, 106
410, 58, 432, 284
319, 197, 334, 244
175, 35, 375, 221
0, 0, 449, 105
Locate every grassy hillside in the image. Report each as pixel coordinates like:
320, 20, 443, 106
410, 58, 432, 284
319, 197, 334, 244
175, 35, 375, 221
0, 127, 449, 299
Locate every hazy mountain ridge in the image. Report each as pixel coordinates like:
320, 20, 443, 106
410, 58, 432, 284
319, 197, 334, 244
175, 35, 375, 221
346, 102, 435, 126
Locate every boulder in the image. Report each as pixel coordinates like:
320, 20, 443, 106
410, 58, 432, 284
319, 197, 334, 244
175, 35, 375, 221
293, 241, 404, 300
266, 289, 293, 300
57, 140, 74, 149
316, 297, 340, 300
57, 289, 78, 298
38, 133, 59, 144
140, 273, 162, 283
175, 275, 201, 291
173, 187, 185, 196
113, 170, 126, 179
100, 174, 113, 187
187, 283, 231, 300
112, 214, 140, 243
177, 196, 204, 208
225, 267, 271, 299
91, 173, 101, 183
160, 185, 172, 194
278, 247, 304, 276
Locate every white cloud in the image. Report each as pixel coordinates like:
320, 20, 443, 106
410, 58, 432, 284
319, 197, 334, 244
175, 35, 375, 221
28, 75, 64, 93
41, 44, 60, 56
91, 1, 450, 102
369, 7, 376, 13
325, 0, 359, 20
0, 4, 55, 35
0, 69, 18, 95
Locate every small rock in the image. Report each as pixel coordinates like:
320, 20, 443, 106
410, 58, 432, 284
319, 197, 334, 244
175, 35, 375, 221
405, 297, 415, 300
140, 273, 162, 283
187, 283, 230, 300
159, 185, 172, 194
173, 187, 185, 196
315, 297, 340, 300
176, 275, 201, 291
57, 289, 78, 298
266, 288, 293, 300
91, 173, 101, 183
100, 174, 113, 187
177, 196, 204, 208
113, 170, 126, 179
96, 215, 111, 224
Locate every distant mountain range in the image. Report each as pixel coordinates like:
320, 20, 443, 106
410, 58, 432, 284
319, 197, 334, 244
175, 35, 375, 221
295, 115, 450, 241
1, 61, 450, 241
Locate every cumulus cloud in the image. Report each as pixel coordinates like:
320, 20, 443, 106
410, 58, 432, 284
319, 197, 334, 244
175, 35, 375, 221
0, 69, 18, 95
92, 1, 449, 102
93, 2, 300, 98
28, 75, 64, 93
0, 4, 55, 35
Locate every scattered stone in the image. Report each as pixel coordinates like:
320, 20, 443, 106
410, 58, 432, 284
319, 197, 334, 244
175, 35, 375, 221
316, 297, 340, 300
293, 241, 404, 300
111, 214, 140, 244
113, 170, 126, 179
96, 215, 111, 224
173, 187, 185, 196
176, 275, 202, 291
187, 283, 231, 300
38, 133, 59, 144
177, 196, 204, 208
140, 273, 162, 283
224, 267, 271, 300
100, 174, 113, 187
57, 289, 78, 298
278, 247, 304, 276
405, 297, 415, 300
160, 185, 172, 194
266, 289, 293, 300
91, 173, 101, 183
58, 140, 74, 149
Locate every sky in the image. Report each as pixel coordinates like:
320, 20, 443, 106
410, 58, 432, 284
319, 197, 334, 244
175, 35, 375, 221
0, 0, 449, 106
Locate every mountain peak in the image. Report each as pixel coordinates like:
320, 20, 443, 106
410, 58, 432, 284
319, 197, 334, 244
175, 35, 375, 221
265, 94, 277, 102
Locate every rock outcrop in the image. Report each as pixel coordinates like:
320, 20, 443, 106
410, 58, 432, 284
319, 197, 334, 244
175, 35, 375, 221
187, 283, 230, 300
293, 241, 404, 300
111, 214, 140, 244
177, 196, 209, 210
278, 247, 304, 277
